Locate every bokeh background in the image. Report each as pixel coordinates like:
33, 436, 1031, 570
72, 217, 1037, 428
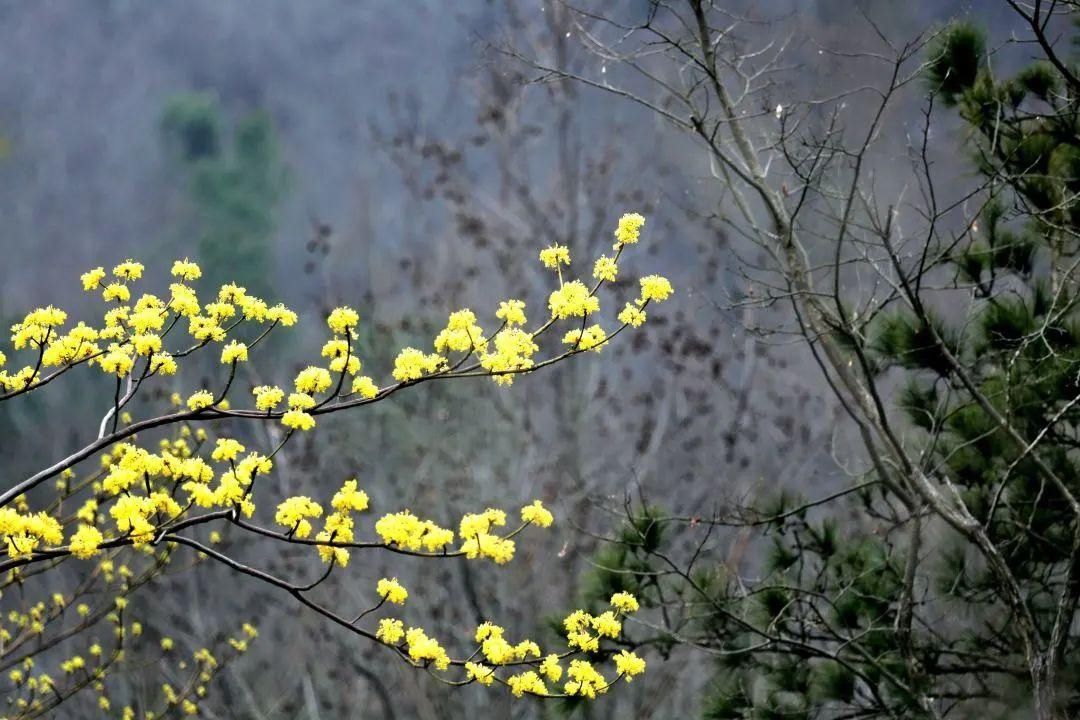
0, 1, 1017, 717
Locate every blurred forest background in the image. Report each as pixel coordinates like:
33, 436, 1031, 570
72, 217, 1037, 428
0, 1, 1044, 718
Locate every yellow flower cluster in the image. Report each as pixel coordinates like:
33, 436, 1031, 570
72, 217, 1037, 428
610, 591, 640, 613
520, 500, 554, 527
187, 390, 214, 410
327, 306, 359, 334
253, 385, 284, 410
376, 577, 408, 605
479, 327, 539, 386
392, 347, 445, 382
0, 213, 671, 710
404, 626, 450, 670
376, 618, 404, 644
2, 438, 261, 715
68, 524, 105, 559
351, 375, 379, 398
539, 245, 571, 269
4, 212, 671, 412
375, 510, 456, 552
331, 479, 369, 513
0, 507, 63, 559
475, 622, 540, 665
548, 280, 599, 319
459, 508, 515, 563
614, 212, 646, 246
618, 303, 646, 327
0, 257, 304, 406
366, 591, 644, 700
295, 366, 333, 394
563, 325, 607, 352
274, 496, 323, 539
496, 299, 527, 326
593, 255, 618, 282
434, 309, 486, 354
640, 274, 674, 302
220, 340, 248, 364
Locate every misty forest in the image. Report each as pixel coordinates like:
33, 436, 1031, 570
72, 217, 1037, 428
4, 1, 1080, 718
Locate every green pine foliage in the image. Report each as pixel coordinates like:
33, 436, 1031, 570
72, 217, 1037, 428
161, 93, 287, 300
584, 12, 1080, 718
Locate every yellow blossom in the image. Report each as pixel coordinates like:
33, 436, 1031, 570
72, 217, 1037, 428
459, 508, 506, 538
150, 352, 177, 375
253, 385, 284, 411
112, 260, 144, 281
593, 255, 618, 282
392, 347, 444, 382
520, 500, 553, 528
465, 662, 495, 686
187, 390, 214, 411
618, 303, 646, 327
331, 480, 369, 513
591, 611, 621, 638
475, 622, 504, 642
482, 634, 516, 664
188, 315, 225, 342
294, 366, 332, 394
563, 610, 592, 634
98, 346, 134, 377
539, 245, 571, 268
563, 324, 607, 352
460, 533, 515, 564
375, 511, 454, 551
610, 592, 640, 613
548, 281, 599, 319
565, 659, 608, 698
495, 299, 527, 326
288, 392, 316, 410
69, 525, 104, 559
479, 328, 538, 386
613, 650, 646, 680
131, 333, 162, 356
540, 654, 563, 682
211, 438, 244, 462
638, 274, 674, 303
404, 626, 450, 670
567, 630, 599, 652
351, 375, 379, 398
239, 295, 268, 321
81, 267, 106, 291
171, 259, 202, 281
274, 497, 323, 538
109, 495, 155, 544
507, 670, 548, 697
614, 212, 646, 246
434, 309, 486, 354
376, 577, 408, 605
266, 304, 298, 326
169, 283, 200, 316
327, 307, 359, 334
282, 410, 316, 431
219, 283, 246, 303
102, 283, 131, 303
220, 340, 248, 364
204, 302, 235, 322
376, 618, 404, 644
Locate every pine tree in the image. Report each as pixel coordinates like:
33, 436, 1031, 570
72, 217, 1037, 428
161, 93, 287, 300
580, 11, 1080, 719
